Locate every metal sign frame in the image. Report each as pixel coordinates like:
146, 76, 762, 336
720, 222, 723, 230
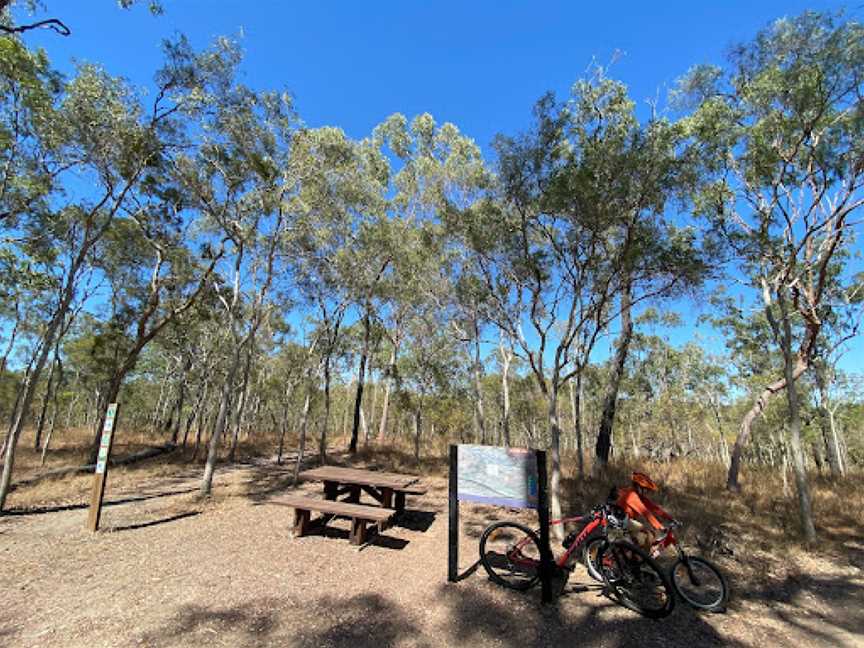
448, 444, 554, 603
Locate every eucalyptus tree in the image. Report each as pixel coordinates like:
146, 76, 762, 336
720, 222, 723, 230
189, 82, 296, 497
808, 278, 863, 477
0, 34, 236, 510
564, 84, 710, 471
398, 301, 459, 462
456, 78, 706, 528
288, 126, 388, 462
337, 182, 391, 455
0, 34, 63, 457
680, 12, 864, 539
372, 112, 491, 446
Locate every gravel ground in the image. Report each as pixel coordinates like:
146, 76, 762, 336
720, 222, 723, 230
2, 457, 862, 648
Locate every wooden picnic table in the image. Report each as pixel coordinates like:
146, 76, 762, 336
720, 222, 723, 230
298, 466, 425, 512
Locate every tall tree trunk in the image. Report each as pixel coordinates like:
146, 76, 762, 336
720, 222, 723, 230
319, 350, 333, 464
569, 375, 584, 479
779, 298, 816, 543
32, 353, 58, 450
200, 343, 243, 497
292, 389, 313, 485
170, 381, 186, 446
727, 359, 808, 491
471, 317, 486, 444
377, 341, 398, 444
595, 282, 633, 471
170, 357, 192, 446
0, 315, 65, 511
413, 403, 422, 463
228, 343, 255, 463
276, 399, 291, 465
499, 337, 512, 448
547, 385, 564, 542
365, 365, 379, 447
183, 379, 208, 449
349, 308, 372, 454
39, 352, 63, 467
813, 369, 844, 478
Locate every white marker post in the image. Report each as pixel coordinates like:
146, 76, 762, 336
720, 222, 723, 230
86, 403, 119, 532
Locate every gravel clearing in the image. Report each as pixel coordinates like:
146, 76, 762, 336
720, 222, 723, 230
2, 457, 862, 648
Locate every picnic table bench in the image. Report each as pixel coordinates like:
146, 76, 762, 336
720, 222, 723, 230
270, 494, 394, 545
271, 466, 428, 545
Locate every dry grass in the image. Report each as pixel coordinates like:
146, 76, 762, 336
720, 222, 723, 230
9, 429, 862, 547
8, 430, 863, 577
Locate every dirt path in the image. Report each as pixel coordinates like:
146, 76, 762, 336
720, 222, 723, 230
2, 458, 862, 648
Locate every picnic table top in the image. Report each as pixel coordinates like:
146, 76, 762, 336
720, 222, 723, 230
298, 466, 420, 490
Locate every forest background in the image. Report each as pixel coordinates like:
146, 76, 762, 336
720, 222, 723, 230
1, 0, 863, 546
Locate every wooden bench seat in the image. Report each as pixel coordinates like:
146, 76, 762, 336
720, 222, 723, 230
270, 495, 394, 545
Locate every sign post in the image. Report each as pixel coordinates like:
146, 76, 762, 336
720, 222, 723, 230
448, 445, 459, 582
86, 403, 119, 532
448, 444, 553, 602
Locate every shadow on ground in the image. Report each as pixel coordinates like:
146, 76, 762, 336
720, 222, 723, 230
106, 510, 200, 533
135, 598, 284, 648
136, 580, 750, 648
3, 486, 200, 516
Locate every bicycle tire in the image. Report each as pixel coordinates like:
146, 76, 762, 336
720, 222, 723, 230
479, 521, 542, 591
598, 540, 674, 619
670, 556, 728, 611
582, 536, 605, 582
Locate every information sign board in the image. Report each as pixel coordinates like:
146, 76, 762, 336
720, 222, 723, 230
456, 444, 539, 509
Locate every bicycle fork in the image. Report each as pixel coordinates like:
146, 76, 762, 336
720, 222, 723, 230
675, 546, 702, 587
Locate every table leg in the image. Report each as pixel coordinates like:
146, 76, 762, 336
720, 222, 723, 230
350, 518, 367, 545
292, 508, 310, 538
324, 481, 338, 500
395, 492, 406, 512
381, 487, 394, 508
345, 485, 360, 504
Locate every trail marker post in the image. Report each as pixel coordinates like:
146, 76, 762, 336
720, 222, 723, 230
86, 403, 119, 532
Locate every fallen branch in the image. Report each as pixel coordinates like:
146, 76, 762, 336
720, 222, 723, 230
8, 443, 176, 492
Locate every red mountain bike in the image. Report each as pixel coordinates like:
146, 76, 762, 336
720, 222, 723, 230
583, 521, 728, 611
479, 503, 675, 619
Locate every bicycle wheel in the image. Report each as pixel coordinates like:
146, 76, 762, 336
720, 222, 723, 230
582, 536, 605, 582
479, 521, 542, 590
671, 556, 728, 611
598, 540, 674, 619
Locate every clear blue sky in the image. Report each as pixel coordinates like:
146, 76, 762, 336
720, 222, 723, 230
21, 0, 854, 149
17, 0, 863, 374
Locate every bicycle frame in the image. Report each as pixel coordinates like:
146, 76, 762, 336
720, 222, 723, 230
505, 511, 609, 570
551, 514, 605, 567
651, 528, 685, 560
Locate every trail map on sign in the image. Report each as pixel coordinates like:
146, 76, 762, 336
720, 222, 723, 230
457, 445, 538, 509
